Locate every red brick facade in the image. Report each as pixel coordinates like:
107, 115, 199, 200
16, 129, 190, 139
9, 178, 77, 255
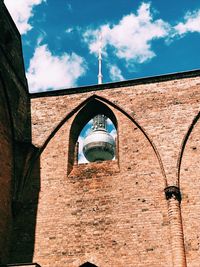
0, 1, 31, 264
1, 1, 200, 266
11, 72, 198, 267
0, 78, 12, 262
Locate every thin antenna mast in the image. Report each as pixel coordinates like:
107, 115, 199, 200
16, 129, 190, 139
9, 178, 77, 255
98, 33, 103, 84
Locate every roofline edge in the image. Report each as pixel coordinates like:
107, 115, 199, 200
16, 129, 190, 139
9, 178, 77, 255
30, 69, 200, 99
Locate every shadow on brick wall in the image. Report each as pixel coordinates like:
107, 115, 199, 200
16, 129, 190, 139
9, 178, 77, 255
9, 157, 41, 264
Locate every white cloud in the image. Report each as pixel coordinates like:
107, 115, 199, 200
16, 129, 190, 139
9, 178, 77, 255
36, 30, 47, 45
78, 153, 88, 164
110, 129, 117, 139
107, 119, 117, 139
78, 136, 84, 152
4, 0, 45, 34
78, 136, 88, 163
107, 118, 112, 126
109, 64, 125, 81
84, 121, 92, 136
84, 2, 170, 65
65, 27, 73, 34
26, 44, 86, 92
66, 3, 72, 12
174, 9, 200, 35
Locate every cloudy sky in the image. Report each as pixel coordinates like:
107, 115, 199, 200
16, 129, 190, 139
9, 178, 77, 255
4, 0, 200, 94
3, 0, 200, 163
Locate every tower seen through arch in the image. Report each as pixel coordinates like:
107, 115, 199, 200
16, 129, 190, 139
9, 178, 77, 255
78, 115, 117, 163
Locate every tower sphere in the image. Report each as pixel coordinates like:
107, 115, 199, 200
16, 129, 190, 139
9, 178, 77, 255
83, 115, 115, 162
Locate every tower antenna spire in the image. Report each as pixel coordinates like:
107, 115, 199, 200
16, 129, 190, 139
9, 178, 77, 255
98, 33, 103, 84
83, 32, 116, 163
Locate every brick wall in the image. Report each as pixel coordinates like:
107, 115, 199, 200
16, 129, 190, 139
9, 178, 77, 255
30, 74, 200, 187
2, 0, 200, 263
0, 2, 31, 263
0, 0, 30, 143
10, 72, 199, 266
29, 106, 170, 266
0, 79, 12, 263
180, 116, 200, 267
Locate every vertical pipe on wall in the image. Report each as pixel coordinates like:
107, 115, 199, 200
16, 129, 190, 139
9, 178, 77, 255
165, 186, 187, 267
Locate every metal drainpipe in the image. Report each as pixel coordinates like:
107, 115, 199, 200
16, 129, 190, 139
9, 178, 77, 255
165, 186, 187, 267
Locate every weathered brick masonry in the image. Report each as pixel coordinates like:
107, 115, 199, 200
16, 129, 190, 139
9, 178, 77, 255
1, 1, 200, 266
9, 71, 199, 267
0, 1, 31, 263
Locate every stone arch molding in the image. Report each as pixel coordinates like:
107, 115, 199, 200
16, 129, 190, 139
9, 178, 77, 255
25, 94, 167, 186
177, 111, 200, 186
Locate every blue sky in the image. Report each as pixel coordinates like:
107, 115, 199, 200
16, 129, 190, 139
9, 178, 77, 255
4, 0, 200, 163
4, 0, 200, 94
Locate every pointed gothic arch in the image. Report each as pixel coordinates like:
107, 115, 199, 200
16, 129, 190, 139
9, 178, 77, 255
79, 262, 98, 267
20, 93, 170, 265
24, 94, 167, 188
177, 111, 200, 186
178, 113, 200, 266
68, 97, 118, 170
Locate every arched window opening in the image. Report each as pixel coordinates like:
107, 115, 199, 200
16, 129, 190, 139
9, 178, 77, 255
79, 262, 98, 267
78, 115, 117, 164
67, 98, 118, 173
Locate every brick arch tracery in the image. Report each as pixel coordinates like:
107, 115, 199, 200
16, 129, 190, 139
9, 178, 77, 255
24, 94, 171, 266
178, 112, 200, 266
67, 97, 118, 170
177, 111, 200, 186
0, 72, 15, 261
24, 94, 167, 186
